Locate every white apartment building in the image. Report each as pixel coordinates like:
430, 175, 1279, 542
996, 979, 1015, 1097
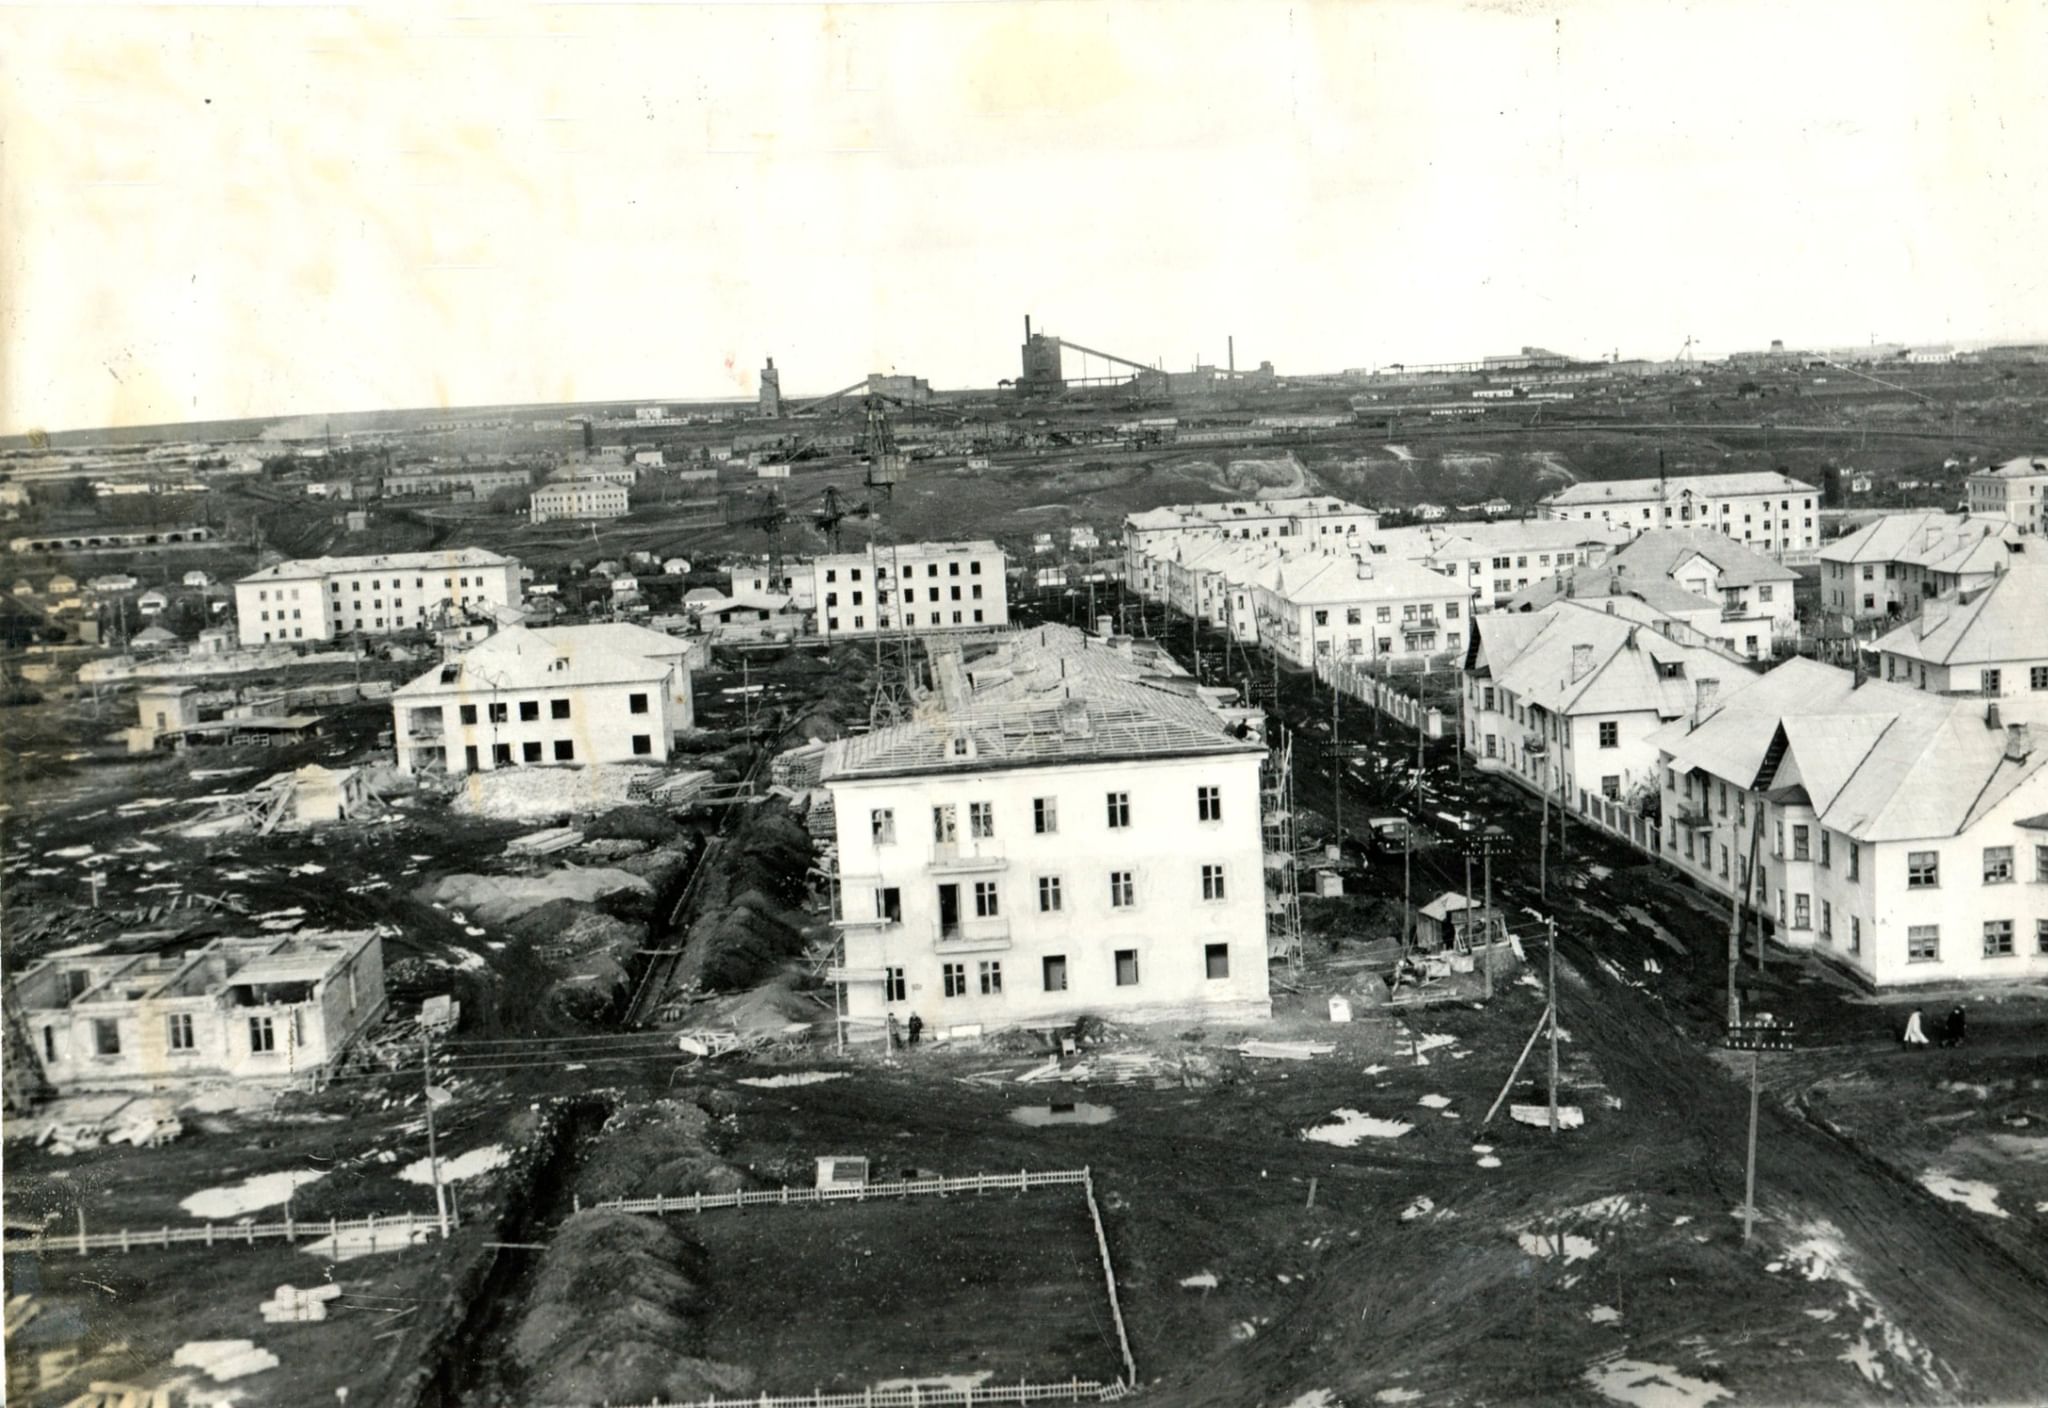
234, 549, 520, 647
1123, 497, 1380, 585
1249, 554, 1477, 666
1538, 471, 1822, 555
821, 691, 1271, 1042
391, 622, 693, 775
1509, 529, 1798, 661
1650, 659, 2048, 988
1964, 455, 2048, 533
1870, 561, 2048, 698
1363, 519, 1629, 609
1817, 512, 2027, 621
1465, 603, 1758, 808
811, 541, 1009, 641
531, 478, 629, 524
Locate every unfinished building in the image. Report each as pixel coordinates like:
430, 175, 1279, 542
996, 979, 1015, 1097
12, 933, 386, 1094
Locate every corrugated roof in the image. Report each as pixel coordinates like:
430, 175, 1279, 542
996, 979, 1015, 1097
1868, 562, 2048, 666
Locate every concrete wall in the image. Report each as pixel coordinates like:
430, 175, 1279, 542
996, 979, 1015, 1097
393, 672, 679, 774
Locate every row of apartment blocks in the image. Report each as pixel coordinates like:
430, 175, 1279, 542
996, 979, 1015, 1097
1459, 601, 2048, 989
821, 624, 1273, 1043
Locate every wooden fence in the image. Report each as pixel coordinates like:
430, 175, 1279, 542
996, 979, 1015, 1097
582, 1168, 1090, 1218
599, 1375, 1130, 1407
3, 1209, 449, 1257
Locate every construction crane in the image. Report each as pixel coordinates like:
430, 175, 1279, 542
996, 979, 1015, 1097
814, 485, 873, 552
1675, 335, 1697, 364
723, 488, 791, 587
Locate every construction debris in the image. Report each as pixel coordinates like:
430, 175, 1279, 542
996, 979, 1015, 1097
507, 826, 583, 856
1235, 1040, 1336, 1061
1510, 1104, 1585, 1130
260, 1283, 342, 1324
173, 1339, 279, 1382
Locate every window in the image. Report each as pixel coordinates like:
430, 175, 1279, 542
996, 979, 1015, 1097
554, 740, 575, 761
943, 963, 968, 997
523, 741, 543, 762
629, 692, 649, 715
2038, 844, 2048, 883
167, 1013, 194, 1051
1205, 943, 1230, 980
932, 804, 957, 843
249, 1016, 276, 1053
1983, 846, 2014, 884
1038, 875, 1063, 912
459, 704, 478, 725
872, 808, 895, 844
1907, 851, 1938, 888
1198, 785, 1221, 822
1109, 870, 1135, 908
2032, 665, 2048, 692
1793, 893, 1810, 929
1376, 606, 1392, 623
1983, 669, 2003, 694
487, 702, 509, 724
1115, 950, 1140, 986
876, 887, 902, 923
1847, 842, 1860, 881
631, 734, 652, 756
1984, 919, 2015, 957
1106, 792, 1130, 828
1819, 831, 1831, 868
970, 801, 995, 839
1820, 900, 1833, 941
1346, 607, 1362, 625
1201, 864, 1226, 901
1850, 916, 1861, 954
2038, 919, 2048, 956
1033, 797, 1057, 835
1598, 721, 1618, 749
1759, 584, 1773, 602
973, 881, 999, 917
1601, 775, 1621, 801
92, 1019, 120, 1056
1907, 925, 1939, 962
492, 743, 514, 766
978, 961, 1003, 995
1043, 955, 1068, 992
551, 699, 571, 720
884, 967, 907, 1002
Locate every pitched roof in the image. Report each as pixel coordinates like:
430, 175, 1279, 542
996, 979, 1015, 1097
392, 624, 669, 698
1507, 566, 1719, 619
239, 548, 511, 583
1543, 471, 1816, 506
1647, 658, 2048, 840
1487, 603, 1757, 721
1816, 512, 2025, 571
1977, 455, 2048, 479
1869, 562, 2048, 666
1608, 528, 1797, 587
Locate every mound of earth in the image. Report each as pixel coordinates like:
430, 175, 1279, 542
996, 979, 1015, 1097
575, 1099, 749, 1204
419, 866, 652, 927
584, 804, 682, 844
509, 1211, 751, 1404
668, 802, 820, 992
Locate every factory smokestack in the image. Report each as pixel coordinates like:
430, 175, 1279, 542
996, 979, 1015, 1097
1229, 336, 1235, 375
1025, 314, 1032, 340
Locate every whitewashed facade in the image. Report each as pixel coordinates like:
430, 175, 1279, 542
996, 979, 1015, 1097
1538, 471, 1821, 555
811, 541, 1009, 641
234, 549, 519, 647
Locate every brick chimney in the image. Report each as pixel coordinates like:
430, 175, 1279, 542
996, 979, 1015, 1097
2006, 723, 2033, 762
1986, 701, 2002, 731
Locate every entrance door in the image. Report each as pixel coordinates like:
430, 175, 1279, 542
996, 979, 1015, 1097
936, 883, 961, 938
464, 744, 479, 772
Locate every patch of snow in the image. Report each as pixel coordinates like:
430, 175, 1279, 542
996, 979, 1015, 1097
50, 845, 96, 859
1304, 1109, 1413, 1146
1477, 1156, 1502, 1169
400, 1143, 509, 1186
1411, 1033, 1458, 1055
1584, 1359, 1728, 1408
1918, 1171, 2008, 1219
1179, 1271, 1218, 1290
1417, 1094, 1452, 1109
737, 1072, 848, 1089
1516, 1232, 1600, 1263
181, 1169, 326, 1219
302, 1221, 438, 1261
290, 862, 326, 876
1783, 1219, 1947, 1392
876, 1373, 992, 1396
1374, 1391, 1421, 1405
1400, 1196, 1435, 1221
1362, 1064, 1389, 1075
1587, 1305, 1622, 1324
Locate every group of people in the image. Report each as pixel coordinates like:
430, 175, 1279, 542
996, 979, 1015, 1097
1899, 1004, 1968, 1048
886, 1013, 924, 1050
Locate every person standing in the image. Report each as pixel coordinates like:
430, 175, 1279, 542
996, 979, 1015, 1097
907, 1013, 924, 1047
886, 1013, 902, 1051
1901, 1007, 1929, 1046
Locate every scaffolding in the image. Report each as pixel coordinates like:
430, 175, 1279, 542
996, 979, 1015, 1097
1262, 729, 1304, 971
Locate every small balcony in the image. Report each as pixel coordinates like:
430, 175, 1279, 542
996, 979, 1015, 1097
1523, 735, 1548, 756
930, 842, 1007, 874
935, 916, 1011, 952
1672, 803, 1716, 831
832, 912, 902, 933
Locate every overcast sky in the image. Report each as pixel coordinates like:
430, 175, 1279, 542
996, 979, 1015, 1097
4, 0, 2044, 434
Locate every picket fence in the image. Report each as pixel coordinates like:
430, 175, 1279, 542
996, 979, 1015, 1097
4, 1209, 449, 1257
585, 1168, 1089, 1217
600, 1375, 1130, 1408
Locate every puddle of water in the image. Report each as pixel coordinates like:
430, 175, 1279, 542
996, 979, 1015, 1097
1008, 1102, 1115, 1127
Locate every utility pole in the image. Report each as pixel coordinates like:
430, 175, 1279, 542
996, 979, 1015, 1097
1546, 917, 1560, 1135
1481, 829, 1497, 1000
421, 1029, 450, 1236
1724, 1015, 1796, 1243
1538, 761, 1550, 899
1331, 680, 1342, 853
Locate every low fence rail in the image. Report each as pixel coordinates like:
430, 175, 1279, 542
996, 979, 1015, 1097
4, 1210, 448, 1257
584, 1168, 1089, 1218
604, 1377, 1130, 1408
